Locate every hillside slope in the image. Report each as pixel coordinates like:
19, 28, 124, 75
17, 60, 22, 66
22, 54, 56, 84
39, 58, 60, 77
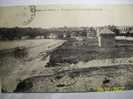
0, 39, 65, 92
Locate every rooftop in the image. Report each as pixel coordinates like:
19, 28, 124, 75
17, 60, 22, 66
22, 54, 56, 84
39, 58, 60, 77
99, 28, 115, 35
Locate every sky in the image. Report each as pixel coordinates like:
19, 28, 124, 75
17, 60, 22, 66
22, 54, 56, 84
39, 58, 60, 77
0, 5, 133, 28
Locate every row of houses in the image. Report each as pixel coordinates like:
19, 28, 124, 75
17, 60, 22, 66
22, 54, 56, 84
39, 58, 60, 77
117, 26, 133, 34
19, 29, 96, 40
25, 27, 133, 40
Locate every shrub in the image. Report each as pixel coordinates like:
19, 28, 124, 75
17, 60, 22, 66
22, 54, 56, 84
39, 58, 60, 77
14, 80, 33, 92
14, 46, 28, 58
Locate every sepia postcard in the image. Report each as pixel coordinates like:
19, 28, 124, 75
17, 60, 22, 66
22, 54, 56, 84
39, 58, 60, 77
0, 5, 133, 93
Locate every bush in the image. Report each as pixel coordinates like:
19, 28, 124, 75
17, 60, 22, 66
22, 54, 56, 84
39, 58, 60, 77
14, 80, 33, 92
14, 46, 28, 58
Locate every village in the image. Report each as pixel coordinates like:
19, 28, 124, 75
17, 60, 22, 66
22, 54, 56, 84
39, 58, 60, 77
0, 26, 133, 41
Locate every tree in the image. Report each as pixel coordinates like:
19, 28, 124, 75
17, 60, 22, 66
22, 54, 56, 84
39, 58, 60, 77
108, 25, 120, 35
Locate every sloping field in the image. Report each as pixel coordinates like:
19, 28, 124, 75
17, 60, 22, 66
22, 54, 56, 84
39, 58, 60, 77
0, 39, 65, 92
